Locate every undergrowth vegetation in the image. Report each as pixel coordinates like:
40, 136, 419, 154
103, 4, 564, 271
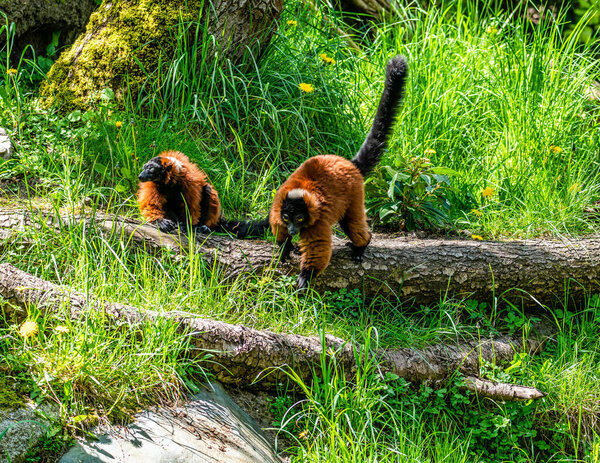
1, 1, 600, 462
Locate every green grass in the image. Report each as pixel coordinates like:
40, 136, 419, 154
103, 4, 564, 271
2, 1, 600, 462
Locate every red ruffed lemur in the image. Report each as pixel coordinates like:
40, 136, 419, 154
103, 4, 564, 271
137, 150, 221, 234
231, 55, 408, 289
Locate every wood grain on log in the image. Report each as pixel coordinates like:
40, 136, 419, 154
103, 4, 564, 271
462, 376, 547, 401
0, 208, 596, 307
0, 262, 548, 400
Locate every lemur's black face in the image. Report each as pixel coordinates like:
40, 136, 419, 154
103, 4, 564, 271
138, 157, 166, 183
281, 196, 309, 236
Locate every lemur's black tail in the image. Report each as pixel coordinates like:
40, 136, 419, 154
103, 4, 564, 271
351, 55, 408, 177
219, 217, 270, 238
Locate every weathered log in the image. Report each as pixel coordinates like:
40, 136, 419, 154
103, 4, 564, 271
0, 208, 598, 307
0, 262, 548, 400
462, 376, 547, 401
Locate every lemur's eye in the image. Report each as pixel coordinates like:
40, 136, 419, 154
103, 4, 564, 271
282, 214, 290, 222
296, 217, 304, 223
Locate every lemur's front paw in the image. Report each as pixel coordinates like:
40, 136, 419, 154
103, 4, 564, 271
347, 243, 367, 264
154, 218, 177, 233
193, 224, 212, 235
352, 253, 363, 263
278, 240, 294, 262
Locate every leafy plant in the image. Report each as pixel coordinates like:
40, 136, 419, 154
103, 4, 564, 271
366, 156, 456, 230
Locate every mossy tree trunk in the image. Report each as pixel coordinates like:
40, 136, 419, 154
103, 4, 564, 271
40, 0, 283, 111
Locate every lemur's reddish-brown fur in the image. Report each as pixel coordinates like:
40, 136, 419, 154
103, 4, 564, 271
137, 150, 221, 229
268, 55, 408, 289
269, 155, 370, 275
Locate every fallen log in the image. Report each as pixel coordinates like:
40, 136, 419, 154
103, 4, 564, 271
0, 208, 598, 307
461, 376, 547, 401
0, 263, 548, 400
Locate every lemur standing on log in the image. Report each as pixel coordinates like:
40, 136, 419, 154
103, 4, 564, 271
225, 55, 408, 289
137, 150, 221, 234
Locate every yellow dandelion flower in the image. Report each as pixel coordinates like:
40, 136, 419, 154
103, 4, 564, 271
471, 209, 483, 217
298, 430, 309, 440
6, 68, 17, 76
299, 82, 315, 93
115, 121, 123, 129
481, 187, 495, 198
55, 325, 69, 334
319, 53, 336, 65
19, 320, 39, 338
486, 26, 498, 35
424, 148, 436, 155
568, 183, 580, 193
471, 234, 484, 240
287, 20, 297, 26
549, 145, 562, 154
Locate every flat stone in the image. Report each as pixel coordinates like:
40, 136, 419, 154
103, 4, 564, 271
0, 402, 60, 463
0, 128, 12, 160
60, 382, 283, 463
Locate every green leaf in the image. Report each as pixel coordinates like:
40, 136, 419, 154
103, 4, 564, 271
67, 110, 82, 123
384, 166, 399, 177
70, 415, 89, 424
387, 172, 399, 199
81, 111, 96, 122
379, 207, 397, 221
100, 88, 115, 102
94, 162, 108, 176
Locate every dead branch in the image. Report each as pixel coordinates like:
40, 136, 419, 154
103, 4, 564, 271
0, 263, 548, 400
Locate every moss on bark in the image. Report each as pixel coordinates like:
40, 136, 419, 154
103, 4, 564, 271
40, 0, 282, 112
40, 0, 200, 111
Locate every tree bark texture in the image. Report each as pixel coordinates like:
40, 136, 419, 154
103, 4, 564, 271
0, 208, 598, 308
461, 376, 547, 401
39, 0, 283, 110
0, 0, 98, 62
0, 262, 548, 399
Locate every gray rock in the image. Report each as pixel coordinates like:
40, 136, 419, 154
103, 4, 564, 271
0, 128, 12, 159
60, 382, 283, 463
0, 402, 60, 463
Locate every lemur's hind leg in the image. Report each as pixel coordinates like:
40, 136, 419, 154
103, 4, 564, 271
298, 222, 332, 290
339, 200, 371, 263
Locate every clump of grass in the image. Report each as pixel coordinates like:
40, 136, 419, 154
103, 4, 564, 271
0, 308, 204, 424
282, 328, 474, 462
363, 3, 600, 237
2, 2, 600, 462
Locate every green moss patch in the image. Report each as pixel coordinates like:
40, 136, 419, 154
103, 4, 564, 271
0, 375, 28, 410
40, 0, 205, 111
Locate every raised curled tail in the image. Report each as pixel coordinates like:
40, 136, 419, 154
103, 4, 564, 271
351, 55, 408, 177
219, 217, 270, 238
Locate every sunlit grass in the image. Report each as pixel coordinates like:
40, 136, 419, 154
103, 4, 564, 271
1, 1, 600, 462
